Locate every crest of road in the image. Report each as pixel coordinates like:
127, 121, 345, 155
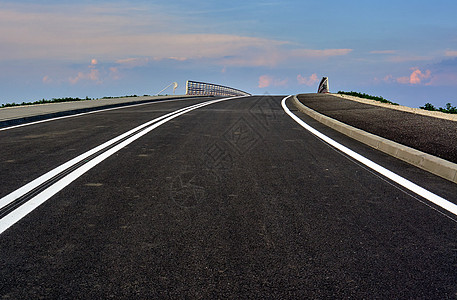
1, 94, 457, 298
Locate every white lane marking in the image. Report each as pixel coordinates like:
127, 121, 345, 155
281, 95, 457, 216
0, 99, 213, 211
0, 96, 245, 234
0, 97, 204, 131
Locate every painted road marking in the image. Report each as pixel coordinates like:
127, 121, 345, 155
0, 96, 245, 234
1, 100, 210, 212
0, 97, 206, 132
281, 95, 457, 217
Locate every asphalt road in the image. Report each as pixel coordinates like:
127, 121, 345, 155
1, 95, 457, 299
297, 93, 457, 164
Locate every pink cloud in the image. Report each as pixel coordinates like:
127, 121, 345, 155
167, 57, 188, 61
425, 72, 457, 86
42, 75, 53, 84
116, 57, 150, 68
69, 59, 105, 84
258, 75, 288, 88
276, 78, 288, 87
396, 68, 431, 85
378, 68, 435, 85
0, 4, 355, 70
291, 49, 352, 58
370, 50, 396, 54
297, 73, 318, 86
374, 75, 396, 84
220, 49, 283, 67
387, 56, 432, 63
382, 75, 394, 82
258, 75, 273, 88
396, 76, 410, 84
109, 67, 121, 80
410, 68, 431, 84
445, 50, 457, 57
69, 68, 101, 84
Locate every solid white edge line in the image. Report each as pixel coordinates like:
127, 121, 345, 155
0, 99, 214, 211
0, 97, 204, 132
281, 95, 457, 216
0, 96, 245, 234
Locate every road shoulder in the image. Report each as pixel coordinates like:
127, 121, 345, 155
293, 94, 457, 184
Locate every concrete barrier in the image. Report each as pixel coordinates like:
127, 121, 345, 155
292, 95, 457, 184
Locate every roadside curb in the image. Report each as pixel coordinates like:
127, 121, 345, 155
0, 95, 208, 129
333, 93, 457, 122
292, 95, 457, 184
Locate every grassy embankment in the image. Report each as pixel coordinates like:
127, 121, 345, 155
337, 91, 457, 114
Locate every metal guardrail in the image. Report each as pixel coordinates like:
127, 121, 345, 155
185, 80, 251, 97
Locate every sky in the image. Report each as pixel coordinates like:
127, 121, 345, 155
1, 0, 457, 107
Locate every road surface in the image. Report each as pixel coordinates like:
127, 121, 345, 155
1, 95, 457, 298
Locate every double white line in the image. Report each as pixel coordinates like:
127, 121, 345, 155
0, 96, 243, 234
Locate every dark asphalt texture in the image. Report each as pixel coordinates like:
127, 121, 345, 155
0, 96, 206, 129
0, 97, 213, 200
1, 95, 457, 299
297, 93, 457, 164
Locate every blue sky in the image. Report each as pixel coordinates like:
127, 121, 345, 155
1, 0, 457, 107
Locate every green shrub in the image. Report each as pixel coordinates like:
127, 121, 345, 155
420, 102, 457, 114
337, 91, 398, 105
0, 95, 145, 108
0, 97, 94, 108
419, 103, 437, 111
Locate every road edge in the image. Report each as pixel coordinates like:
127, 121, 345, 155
0, 95, 209, 129
332, 93, 457, 122
292, 95, 457, 184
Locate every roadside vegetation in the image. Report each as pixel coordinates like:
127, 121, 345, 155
100, 94, 151, 99
1, 97, 92, 108
419, 103, 457, 114
337, 91, 399, 105
338, 91, 456, 114
0, 95, 151, 108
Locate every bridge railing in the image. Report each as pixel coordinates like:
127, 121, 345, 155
185, 80, 251, 97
